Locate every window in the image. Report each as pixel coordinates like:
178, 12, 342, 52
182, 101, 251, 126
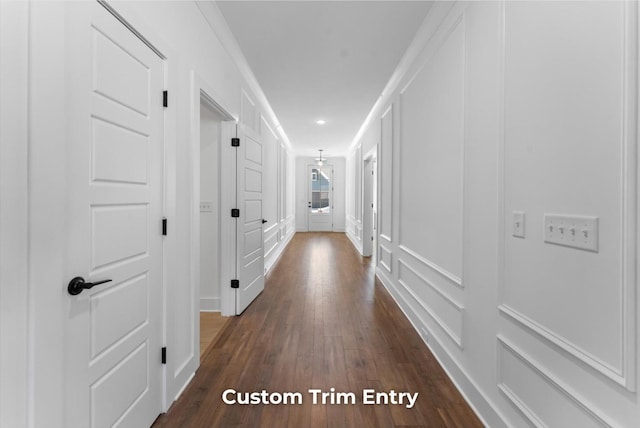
311, 167, 331, 213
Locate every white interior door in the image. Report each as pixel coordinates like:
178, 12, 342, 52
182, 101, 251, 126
65, 3, 164, 427
308, 165, 334, 231
235, 125, 265, 314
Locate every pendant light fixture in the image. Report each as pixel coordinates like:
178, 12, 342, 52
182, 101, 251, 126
316, 149, 324, 166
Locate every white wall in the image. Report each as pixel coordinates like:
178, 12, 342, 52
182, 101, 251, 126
200, 103, 221, 312
295, 156, 346, 232
262, 116, 279, 241
332, 157, 346, 232
260, 116, 296, 273
346, 1, 640, 427
362, 155, 377, 257
346, 147, 363, 251
0, 2, 29, 427
0, 2, 296, 426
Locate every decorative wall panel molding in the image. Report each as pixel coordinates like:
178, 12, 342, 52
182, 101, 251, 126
397, 259, 464, 348
397, 12, 466, 280
240, 89, 257, 132
263, 223, 278, 236
377, 263, 504, 427
497, 336, 615, 428
260, 114, 278, 140
399, 245, 463, 289
379, 244, 393, 274
498, 0, 637, 391
263, 226, 279, 260
379, 104, 393, 242
499, 304, 625, 388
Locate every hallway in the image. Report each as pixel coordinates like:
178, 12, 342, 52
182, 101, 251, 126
153, 233, 483, 427
3, 2, 639, 426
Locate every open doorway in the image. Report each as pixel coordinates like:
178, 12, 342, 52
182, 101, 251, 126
199, 98, 228, 360
363, 152, 378, 259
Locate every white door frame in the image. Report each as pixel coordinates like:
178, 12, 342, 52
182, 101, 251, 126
193, 83, 237, 319
307, 164, 334, 231
188, 72, 237, 367
363, 146, 378, 257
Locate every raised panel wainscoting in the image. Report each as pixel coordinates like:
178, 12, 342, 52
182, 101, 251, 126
346, 1, 640, 427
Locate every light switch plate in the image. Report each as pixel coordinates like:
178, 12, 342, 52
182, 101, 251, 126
512, 211, 525, 238
543, 214, 598, 252
200, 201, 213, 213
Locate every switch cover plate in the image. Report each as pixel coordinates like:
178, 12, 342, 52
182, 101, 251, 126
512, 211, 525, 238
200, 201, 213, 213
543, 214, 598, 252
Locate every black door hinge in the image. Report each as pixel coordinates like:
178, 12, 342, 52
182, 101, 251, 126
163, 91, 168, 108
162, 218, 167, 236
231, 209, 240, 218
231, 279, 239, 289
231, 137, 240, 147
161, 347, 167, 364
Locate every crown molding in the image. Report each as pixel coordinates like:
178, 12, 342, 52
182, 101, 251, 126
196, 1, 293, 152
348, 1, 453, 154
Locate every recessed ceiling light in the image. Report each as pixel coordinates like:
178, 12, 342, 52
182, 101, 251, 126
316, 119, 326, 125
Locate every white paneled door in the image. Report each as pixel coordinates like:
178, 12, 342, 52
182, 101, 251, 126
65, 3, 164, 427
235, 125, 265, 314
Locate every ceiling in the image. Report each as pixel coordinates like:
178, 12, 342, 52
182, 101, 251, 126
216, 1, 433, 157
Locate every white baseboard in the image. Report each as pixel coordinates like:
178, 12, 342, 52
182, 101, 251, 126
200, 297, 220, 312
346, 230, 363, 255
172, 371, 196, 405
375, 268, 508, 428
265, 230, 296, 274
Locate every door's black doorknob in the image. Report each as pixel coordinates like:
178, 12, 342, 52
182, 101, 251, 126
67, 276, 112, 295
262, 219, 268, 224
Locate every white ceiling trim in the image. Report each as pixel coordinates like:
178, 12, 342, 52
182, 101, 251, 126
348, 1, 453, 155
195, 1, 293, 152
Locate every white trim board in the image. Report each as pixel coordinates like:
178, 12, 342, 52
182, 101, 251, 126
375, 270, 508, 428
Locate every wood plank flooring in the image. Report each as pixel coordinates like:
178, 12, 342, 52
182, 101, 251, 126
153, 232, 483, 428
200, 312, 229, 361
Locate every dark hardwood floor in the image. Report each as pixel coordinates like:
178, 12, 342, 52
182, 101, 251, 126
153, 232, 483, 428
